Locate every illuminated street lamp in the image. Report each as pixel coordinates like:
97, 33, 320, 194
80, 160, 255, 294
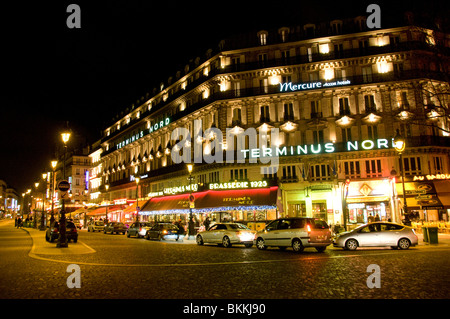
34, 182, 39, 228
135, 177, 140, 222
57, 129, 71, 248
105, 184, 109, 224
39, 172, 48, 230
187, 164, 194, 238
394, 129, 407, 224
50, 160, 57, 225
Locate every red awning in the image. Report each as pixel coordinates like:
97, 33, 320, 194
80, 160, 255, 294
140, 187, 278, 214
86, 205, 125, 216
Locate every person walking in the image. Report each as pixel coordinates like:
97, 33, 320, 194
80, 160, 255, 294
204, 216, 211, 230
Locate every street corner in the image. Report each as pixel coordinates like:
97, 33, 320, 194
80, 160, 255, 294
23, 227, 96, 256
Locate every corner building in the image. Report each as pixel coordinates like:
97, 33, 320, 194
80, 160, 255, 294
91, 14, 450, 230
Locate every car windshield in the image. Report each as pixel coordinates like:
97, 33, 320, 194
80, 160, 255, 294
66, 222, 76, 228
227, 223, 250, 230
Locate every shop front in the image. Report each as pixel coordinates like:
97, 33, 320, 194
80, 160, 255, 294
344, 179, 396, 227
397, 177, 450, 223
140, 183, 279, 231
281, 182, 342, 226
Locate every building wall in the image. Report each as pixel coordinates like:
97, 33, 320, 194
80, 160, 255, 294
89, 20, 450, 225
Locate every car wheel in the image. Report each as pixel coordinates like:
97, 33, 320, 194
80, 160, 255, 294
196, 235, 204, 245
315, 246, 326, 253
292, 239, 304, 253
398, 238, 411, 250
256, 238, 267, 250
345, 239, 358, 251
222, 236, 232, 248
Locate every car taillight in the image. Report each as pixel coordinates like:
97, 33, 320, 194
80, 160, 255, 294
162, 230, 168, 235
306, 224, 311, 233
52, 228, 58, 233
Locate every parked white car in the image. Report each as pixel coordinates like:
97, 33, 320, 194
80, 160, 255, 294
255, 217, 332, 252
333, 222, 418, 250
196, 223, 256, 248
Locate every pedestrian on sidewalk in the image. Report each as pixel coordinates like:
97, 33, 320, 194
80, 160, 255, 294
17, 217, 22, 228
175, 219, 185, 242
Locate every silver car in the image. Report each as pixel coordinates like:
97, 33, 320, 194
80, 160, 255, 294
196, 223, 256, 248
87, 221, 105, 232
333, 222, 418, 250
255, 217, 332, 252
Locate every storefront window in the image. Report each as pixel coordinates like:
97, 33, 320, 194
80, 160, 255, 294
312, 202, 327, 220
288, 202, 307, 217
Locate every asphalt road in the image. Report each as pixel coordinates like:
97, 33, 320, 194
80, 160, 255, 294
1, 218, 449, 311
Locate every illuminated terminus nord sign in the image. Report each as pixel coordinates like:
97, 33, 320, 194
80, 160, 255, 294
280, 80, 351, 92
241, 138, 394, 159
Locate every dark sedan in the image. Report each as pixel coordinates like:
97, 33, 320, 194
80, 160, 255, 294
104, 222, 127, 235
45, 221, 78, 243
145, 223, 180, 241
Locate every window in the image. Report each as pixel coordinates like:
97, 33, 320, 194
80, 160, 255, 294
313, 130, 324, 144
339, 97, 350, 115
230, 169, 247, 181
344, 161, 361, 179
310, 164, 331, 181
334, 43, 344, 58
231, 57, 241, 71
259, 78, 268, 94
364, 95, 376, 113
258, 31, 268, 45
232, 108, 242, 125
309, 72, 319, 82
362, 66, 373, 83
400, 91, 409, 109
281, 50, 291, 64
258, 53, 268, 67
284, 103, 294, 121
263, 166, 277, 179
342, 127, 352, 142
311, 100, 321, 118
393, 63, 404, 77
402, 157, 422, 176
282, 165, 297, 181
260, 105, 270, 123
365, 159, 382, 177
433, 156, 444, 174
359, 39, 369, 54
368, 125, 378, 140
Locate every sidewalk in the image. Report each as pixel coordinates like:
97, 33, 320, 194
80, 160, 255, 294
21, 227, 96, 255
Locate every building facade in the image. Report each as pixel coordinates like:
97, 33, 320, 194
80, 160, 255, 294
89, 14, 450, 229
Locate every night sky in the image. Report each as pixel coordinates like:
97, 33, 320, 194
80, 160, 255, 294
0, 0, 446, 193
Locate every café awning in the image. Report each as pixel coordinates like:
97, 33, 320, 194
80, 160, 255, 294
140, 186, 278, 215
86, 205, 125, 216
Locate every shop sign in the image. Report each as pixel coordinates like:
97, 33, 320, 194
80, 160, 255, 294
164, 184, 198, 195
413, 174, 450, 181
115, 117, 171, 150
279, 80, 351, 93
208, 180, 268, 190
114, 198, 127, 205
242, 138, 393, 159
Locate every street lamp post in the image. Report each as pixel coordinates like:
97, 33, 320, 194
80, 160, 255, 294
39, 173, 47, 230
135, 177, 140, 222
50, 161, 57, 226
105, 184, 109, 224
34, 182, 40, 228
187, 164, 194, 238
394, 129, 407, 224
57, 131, 71, 248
